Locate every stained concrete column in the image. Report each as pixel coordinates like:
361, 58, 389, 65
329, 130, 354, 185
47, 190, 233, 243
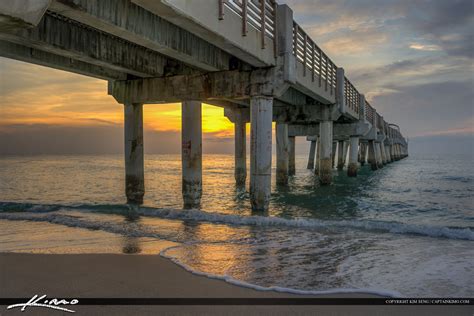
314, 137, 320, 175
289, 136, 296, 176
337, 141, 344, 170
234, 109, 247, 186
391, 145, 397, 161
250, 96, 273, 211
124, 102, 144, 204
368, 140, 378, 171
182, 101, 202, 209
319, 121, 333, 185
331, 142, 337, 169
375, 142, 384, 168
385, 145, 392, 163
358, 142, 365, 166
348, 136, 359, 177
307, 140, 316, 169
380, 142, 387, 165
276, 123, 289, 185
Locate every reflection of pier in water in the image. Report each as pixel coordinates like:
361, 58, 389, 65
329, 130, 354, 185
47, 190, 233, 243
0, 0, 408, 211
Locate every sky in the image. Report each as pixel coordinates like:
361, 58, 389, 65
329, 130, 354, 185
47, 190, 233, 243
0, 0, 473, 155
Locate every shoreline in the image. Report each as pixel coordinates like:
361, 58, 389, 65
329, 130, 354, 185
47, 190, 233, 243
1, 253, 471, 315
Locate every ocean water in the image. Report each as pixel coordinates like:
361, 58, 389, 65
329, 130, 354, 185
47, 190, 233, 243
0, 153, 473, 297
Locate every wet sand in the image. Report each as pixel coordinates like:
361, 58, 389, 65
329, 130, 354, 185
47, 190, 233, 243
0, 253, 470, 315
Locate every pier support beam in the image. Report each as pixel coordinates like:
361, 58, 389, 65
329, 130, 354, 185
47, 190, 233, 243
331, 142, 337, 169
234, 109, 247, 186
375, 142, 384, 168
182, 101, 202, 209
250, 96, 273, 211
385, 145, 392, 163
319, 121, 334, 185
307, 140, 316, 169
368, 140, 378, 171
124, 102, 145, 204
358, 142, 366, 166
276, 123, 289, 185
289, 136, 296, 176
347, 136, 359, 177
337, 141, 346, 170
315, 137, 320, 175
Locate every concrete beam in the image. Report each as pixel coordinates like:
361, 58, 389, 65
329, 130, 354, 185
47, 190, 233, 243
0, 0, 50, 31
0, 12, 183, 78
49, 0, 232, 72
131, 0, 274, 67
0, 40, 126, 80
112, 68, 282, 104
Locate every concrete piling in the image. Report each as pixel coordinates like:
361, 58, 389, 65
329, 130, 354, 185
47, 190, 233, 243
250, 96, 273, 211
314, 137, 320, 175
347, 136, 359, 177
276, 122, 289, 185
234, 109, 247, 186
182, 101, 202, 209
368, 140, 378, 171
358, 142, 366, 166
124, 102, 145, 204
319, 121, 333, 185
337, 140, 346, 170
375, 142, 384, 168
289, 136, 296, 176
307, 140, 316, 169
331, 142, 337, 169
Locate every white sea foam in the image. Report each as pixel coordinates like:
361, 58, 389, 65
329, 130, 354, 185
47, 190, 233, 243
138, 207, 474, 241
1, 205, 473, 241
159, 244, 402, 298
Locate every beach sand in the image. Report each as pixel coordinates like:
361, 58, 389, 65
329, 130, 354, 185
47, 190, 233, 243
0, 253, 471, 315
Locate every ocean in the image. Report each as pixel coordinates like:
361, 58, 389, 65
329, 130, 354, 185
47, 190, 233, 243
0, 153, 473, 297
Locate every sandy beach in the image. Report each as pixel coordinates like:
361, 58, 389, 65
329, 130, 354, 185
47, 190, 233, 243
1, 253, 471, 315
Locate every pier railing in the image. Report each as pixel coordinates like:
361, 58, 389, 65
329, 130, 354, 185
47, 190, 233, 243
292, 20, 337, 94
219, 0, 277, 50
216, 1, 405, 142
365, 101, 375, 125
344, 76, 360, 115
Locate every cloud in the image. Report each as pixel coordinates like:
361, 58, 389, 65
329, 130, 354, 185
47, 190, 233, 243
369, 80, 474, 137
409, 43, 441, 51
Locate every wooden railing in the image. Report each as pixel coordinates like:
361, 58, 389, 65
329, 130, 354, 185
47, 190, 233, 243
216, 1, 405, 140
292, 21, 337, 94
344, 76, 360, 114
219, 0, 277, 50
365, 101, 375, 125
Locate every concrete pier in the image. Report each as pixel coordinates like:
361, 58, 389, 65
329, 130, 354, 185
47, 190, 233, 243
337, 141, 346, 170
307, 140, 316, 169
331, 142, 337, 169
359, 142, 366, 166
380, 142, 387, 165
368, 140, 378, 171
385, 145, 392, 163
319, 121, 334, 185
347, 136, 359, 177
234, 109, 247, 186
250, 96, 273, 211
315, 138, 320, 175
124, 102, 145, 204
289, 136, 296, 176
375, 142, 384, 168
182, 101, 202, 209
276, 123, 289, 185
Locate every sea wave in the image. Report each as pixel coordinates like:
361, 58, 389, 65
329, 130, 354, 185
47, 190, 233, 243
1, 202, 473, 241
159, 244, 402, 298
